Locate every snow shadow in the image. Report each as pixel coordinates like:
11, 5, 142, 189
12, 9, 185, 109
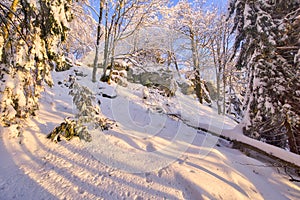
0, 114, 191, 199
0, 130, 56, 199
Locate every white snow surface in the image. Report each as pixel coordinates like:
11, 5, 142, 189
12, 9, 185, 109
0, 65, 299, 200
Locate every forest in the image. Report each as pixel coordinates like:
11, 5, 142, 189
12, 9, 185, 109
1, 0, 299, 153
0, 0, 299, 199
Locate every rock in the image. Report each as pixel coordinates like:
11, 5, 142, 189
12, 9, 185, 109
177, 80, 194, 95
110, 69, 128, 87
127, 66, 177, 97
107, 59, 130, 71
111, 74, 128, 87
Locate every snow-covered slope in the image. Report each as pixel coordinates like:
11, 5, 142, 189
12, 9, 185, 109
0, 66, 299, 200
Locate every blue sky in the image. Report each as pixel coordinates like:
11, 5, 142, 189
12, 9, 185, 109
89, 0, 229, 20
89, 0, 229, 12
174, 0, 229, 9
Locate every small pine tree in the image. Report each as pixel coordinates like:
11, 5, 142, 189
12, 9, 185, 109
47, 76, 115, 142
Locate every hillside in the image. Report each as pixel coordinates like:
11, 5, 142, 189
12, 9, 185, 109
0, 65, 299, 200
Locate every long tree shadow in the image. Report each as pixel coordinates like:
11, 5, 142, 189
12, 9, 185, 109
0, 133, 56, 199
4, 114, 185, 199
185, 161, 249, 197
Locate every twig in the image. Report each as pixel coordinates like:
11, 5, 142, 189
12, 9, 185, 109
236, 162, 277, 168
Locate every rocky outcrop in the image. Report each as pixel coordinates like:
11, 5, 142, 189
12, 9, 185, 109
127, 67, 177, 97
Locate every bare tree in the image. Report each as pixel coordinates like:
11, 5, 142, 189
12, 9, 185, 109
66, 0, 97, 60
165, 0, 216, 104
99, 0, 164, 82
210, 14, 233, 114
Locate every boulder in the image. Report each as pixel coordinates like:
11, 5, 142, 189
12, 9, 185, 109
177, 80, 194, 95
127, 67, 177, 96
110, 70, 128, 87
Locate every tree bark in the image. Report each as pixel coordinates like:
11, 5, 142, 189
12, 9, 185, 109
191, 32, 203, 104
285, 114, 299, 154
101, 1, 114, 82
92, 0, 104, 82
2, 0, 19, 39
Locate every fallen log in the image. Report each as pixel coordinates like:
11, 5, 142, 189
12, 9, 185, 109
166, 113, 300, 179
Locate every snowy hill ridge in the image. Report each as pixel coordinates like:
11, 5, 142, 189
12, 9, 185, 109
0, 65, 299, 199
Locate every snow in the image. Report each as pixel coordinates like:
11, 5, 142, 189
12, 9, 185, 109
14, 71, 27, 108
0, 65, 299, 199
243, 3, 252, 29
4, 104, 17, 121
222, 125, 300, 167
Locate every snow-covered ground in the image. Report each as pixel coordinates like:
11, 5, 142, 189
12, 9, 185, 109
0, 65, 299, 199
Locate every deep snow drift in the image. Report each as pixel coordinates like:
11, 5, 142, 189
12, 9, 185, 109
0, 65, 299, 200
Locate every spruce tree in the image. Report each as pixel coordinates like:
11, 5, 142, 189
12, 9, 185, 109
0, 0, 74, 124
229, 0, 300, 153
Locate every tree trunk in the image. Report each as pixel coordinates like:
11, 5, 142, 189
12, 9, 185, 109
107, 39, 117, 82
101, 35, 110, 81
2, 0, 19, 62
211, 39, 222, 114
92, 0, 104, 82
92, 45, 100, 82
227, 71, 233, 115
195, 70, 203, 104
191, 33, 203, 104
3, 0, 19, 39
167, 51, 180, 77
216, 73, 221, 114
222, 73, 226, 115
101, 1, 113, 82
285, 115, 299, 154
